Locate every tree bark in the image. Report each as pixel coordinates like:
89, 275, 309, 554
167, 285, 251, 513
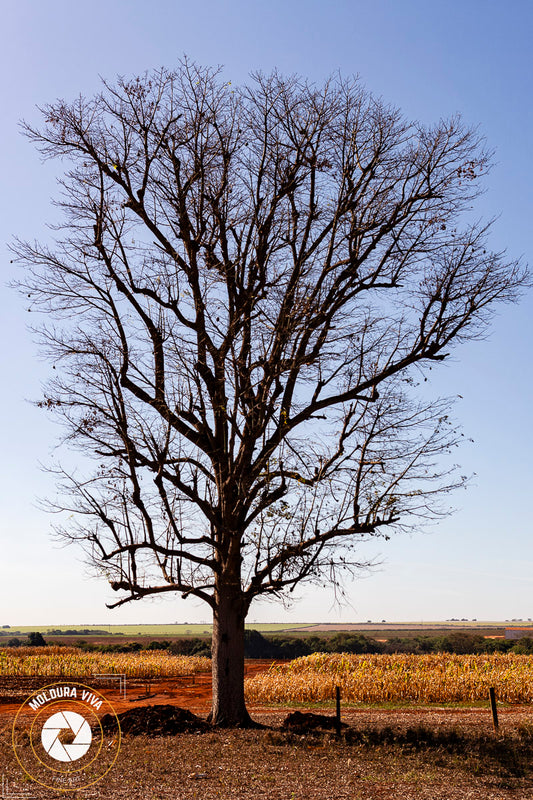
207, 582, 254, 727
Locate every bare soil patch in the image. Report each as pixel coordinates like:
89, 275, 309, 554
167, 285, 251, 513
2, 709, 533, 799
100, 704, 211, 735
0, 659, 276, 717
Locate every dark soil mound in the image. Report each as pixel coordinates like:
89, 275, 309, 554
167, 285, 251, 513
282, 710, 347, 732
100, 704, 211, 736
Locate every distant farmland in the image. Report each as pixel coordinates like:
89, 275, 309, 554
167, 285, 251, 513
0, 623, 312, 638
0, 621, 514, 641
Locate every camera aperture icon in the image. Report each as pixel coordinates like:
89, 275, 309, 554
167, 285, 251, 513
41, 710, 92, 762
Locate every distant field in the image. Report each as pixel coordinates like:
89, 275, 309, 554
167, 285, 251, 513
0, 623, 312, 638
297, 620, 513, 630
0, 620, 525, 644
291, 621, 513, 639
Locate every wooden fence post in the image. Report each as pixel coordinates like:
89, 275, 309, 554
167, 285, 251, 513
489, 687, 499, 731
335, 685, 341, 737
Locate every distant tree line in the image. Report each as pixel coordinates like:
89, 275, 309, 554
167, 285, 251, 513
5, 630, 532, 657
243, 630, 533, 658
44, 628, 113, 636
0, 628, 112, 638
6, 632, 47, 648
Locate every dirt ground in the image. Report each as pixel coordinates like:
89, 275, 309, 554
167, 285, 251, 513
0, 659, 272, 717
2, 662, 533, 799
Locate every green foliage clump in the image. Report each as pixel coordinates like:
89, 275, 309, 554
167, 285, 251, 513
27, 631, 47, 647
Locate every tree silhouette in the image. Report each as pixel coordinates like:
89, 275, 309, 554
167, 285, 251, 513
13, 60, 527, 725
27, 632, 47, 647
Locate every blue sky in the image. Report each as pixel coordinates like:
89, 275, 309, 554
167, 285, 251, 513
1, 0, 532, 625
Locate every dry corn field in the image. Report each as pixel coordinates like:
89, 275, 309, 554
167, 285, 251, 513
244, 652, 533, 705
0, 646, 210, 678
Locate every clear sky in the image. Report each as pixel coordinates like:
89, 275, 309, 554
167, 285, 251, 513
1, 0, 532, 626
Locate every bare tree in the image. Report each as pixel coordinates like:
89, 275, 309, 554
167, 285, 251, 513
13, 61, 526, 725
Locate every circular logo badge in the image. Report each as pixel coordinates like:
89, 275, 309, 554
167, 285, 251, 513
41, 710, 93, 762
12, 682, 121, 791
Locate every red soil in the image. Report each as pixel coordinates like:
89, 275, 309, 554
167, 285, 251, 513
0, 660, 276, 718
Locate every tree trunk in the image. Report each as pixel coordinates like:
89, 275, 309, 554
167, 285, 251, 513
207, 583, 254, 727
